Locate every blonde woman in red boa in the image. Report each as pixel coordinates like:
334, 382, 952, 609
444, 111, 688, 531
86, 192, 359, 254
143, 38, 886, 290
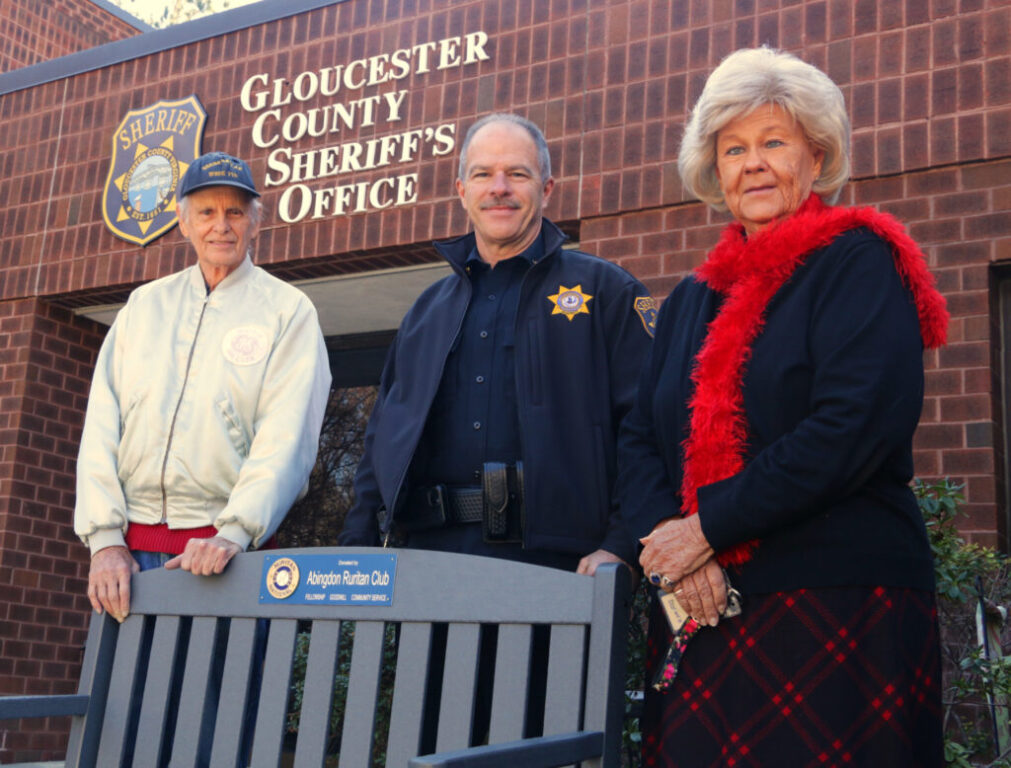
618, 47, 947, 766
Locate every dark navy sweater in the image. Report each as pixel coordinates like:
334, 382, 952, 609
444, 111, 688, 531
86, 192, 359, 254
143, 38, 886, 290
617, 228, 936, 594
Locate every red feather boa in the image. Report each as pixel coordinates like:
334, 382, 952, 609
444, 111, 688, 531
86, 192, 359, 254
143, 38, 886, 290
682, 195, 949, 566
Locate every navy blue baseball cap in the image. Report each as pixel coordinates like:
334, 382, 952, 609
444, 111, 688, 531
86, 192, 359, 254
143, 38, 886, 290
177, 152, 260, 198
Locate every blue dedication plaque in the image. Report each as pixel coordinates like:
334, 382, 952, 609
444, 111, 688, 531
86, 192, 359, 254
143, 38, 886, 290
260, 553, 397, 605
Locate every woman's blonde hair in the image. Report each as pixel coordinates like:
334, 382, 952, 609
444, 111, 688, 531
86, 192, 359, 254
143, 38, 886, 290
678, 47, 851, 209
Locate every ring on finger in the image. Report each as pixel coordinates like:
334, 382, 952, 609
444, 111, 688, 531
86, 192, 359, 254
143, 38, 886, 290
660, 575, 675, 589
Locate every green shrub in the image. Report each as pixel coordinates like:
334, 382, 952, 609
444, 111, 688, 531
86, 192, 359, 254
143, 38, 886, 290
917, 478, 1011, 767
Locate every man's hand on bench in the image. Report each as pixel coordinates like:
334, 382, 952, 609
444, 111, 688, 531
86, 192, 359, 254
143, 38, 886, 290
576, 548, 630, 577
165, 536, 242, 576
88, 545, 139, 623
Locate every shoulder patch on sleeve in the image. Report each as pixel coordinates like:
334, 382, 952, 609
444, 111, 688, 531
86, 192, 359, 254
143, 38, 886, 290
634, 296, 657, 337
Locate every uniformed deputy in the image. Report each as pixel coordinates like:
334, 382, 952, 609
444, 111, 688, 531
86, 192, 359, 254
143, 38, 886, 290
339, 113, 655, 575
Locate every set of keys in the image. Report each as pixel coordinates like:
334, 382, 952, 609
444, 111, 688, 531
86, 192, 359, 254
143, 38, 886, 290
650, 579, 743, 692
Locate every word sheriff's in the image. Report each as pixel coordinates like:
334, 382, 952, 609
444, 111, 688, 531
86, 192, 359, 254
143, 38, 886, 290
239, 31, 490, 114
264, 124, 455, 187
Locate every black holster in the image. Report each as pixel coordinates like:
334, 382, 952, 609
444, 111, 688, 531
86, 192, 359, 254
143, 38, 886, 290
482, 461, 524, 543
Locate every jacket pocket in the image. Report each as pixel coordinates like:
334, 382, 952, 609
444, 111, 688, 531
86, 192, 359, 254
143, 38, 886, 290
116, 389, 148, 482
216, 396, 251, 459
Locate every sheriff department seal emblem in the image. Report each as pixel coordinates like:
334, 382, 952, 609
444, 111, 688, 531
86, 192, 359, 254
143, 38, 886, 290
547, 284, 593, 321
102, 96, 206, 246
634, 296, 658, 337
266, 557, 299, 600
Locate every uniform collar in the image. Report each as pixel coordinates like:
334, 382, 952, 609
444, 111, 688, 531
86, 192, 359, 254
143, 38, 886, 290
464, 228, 545, 271
435, 218, 569, 276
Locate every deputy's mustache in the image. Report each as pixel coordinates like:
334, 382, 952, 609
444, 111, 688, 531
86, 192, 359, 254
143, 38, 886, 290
479, 197, 522, 209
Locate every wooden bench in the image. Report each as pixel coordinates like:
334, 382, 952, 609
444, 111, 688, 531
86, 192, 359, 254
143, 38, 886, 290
0, 547, 630, 767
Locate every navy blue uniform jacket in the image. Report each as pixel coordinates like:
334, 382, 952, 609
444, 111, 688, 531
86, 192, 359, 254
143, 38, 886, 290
339, 219, 653, 565
617, 228, 937, 594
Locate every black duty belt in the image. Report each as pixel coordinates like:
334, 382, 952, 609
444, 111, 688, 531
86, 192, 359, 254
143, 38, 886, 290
396, 462, 525, 543
405, 485, 484, 529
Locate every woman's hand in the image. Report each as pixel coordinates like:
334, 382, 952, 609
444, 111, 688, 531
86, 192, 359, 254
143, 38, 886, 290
639, 514, 714, 587
673, 558, 727, 626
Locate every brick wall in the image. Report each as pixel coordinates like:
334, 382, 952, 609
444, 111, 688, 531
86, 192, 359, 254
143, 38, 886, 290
0, 0, 141, 73
0, 299, 104, 762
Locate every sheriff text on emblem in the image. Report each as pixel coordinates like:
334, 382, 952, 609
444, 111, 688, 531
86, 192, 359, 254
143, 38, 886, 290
102, 96, 206, 246
547, 284, 593, 321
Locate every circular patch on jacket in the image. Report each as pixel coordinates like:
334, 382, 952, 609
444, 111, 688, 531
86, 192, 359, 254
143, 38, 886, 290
266, 557, 299, 599
222, 325, 270, 366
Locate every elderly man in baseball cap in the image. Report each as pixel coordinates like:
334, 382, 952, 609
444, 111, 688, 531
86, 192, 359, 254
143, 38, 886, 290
75, 151, 331, 621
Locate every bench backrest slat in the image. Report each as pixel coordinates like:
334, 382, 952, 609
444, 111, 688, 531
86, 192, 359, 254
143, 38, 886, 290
292, 619, 343, 766
583, 565, 628, 768
385, 621, 435, 767
543, 624, 587, 737
250, 618, 299, 764
170, 616, 222, 768
65, 612, 119, 768
488, 623, 533, 743
96, 616, 147, 767
134, 615, 182, 767
435, 622, 481, 753
339, 619, 387, 765
209, 617, 258, 767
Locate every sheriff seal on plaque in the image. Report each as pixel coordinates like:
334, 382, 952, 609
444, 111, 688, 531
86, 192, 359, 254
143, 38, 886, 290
102, 95, 207, 246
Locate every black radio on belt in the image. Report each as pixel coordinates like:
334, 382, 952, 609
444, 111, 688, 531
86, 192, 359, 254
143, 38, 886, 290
402, 461, 525, 543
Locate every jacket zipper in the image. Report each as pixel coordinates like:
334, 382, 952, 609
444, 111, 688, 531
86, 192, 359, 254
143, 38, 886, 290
160, 297, 209, 522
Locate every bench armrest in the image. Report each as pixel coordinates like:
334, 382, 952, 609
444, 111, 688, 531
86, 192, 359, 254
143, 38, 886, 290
0, 694, 89, 720
409, 731, 604, 768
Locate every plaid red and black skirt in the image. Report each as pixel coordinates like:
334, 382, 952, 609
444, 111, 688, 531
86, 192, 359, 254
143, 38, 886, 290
640, 586, 943, 767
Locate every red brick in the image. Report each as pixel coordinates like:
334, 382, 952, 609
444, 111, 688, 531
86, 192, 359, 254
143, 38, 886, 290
968, 474, 997, 504
913, 423, 963, 450
942, 448, 994, 474
940, 394, 992, 422
963, 368, 992, 395
987, 110, 1011, 157
939, 342, 989, 368
925, 368, 962, 397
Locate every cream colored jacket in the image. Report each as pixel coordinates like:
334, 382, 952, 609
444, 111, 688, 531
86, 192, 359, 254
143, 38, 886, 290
74, 257, 331, 554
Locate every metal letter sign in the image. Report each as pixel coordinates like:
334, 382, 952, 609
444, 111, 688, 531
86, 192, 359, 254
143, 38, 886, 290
102, 95, 206, 246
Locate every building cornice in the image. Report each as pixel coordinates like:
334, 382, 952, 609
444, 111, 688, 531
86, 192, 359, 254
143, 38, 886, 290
86, 0, 153, 33
0, 0, 344, 96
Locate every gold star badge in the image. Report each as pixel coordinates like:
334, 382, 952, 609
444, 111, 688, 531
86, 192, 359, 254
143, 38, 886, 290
548, 284, 593, 321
